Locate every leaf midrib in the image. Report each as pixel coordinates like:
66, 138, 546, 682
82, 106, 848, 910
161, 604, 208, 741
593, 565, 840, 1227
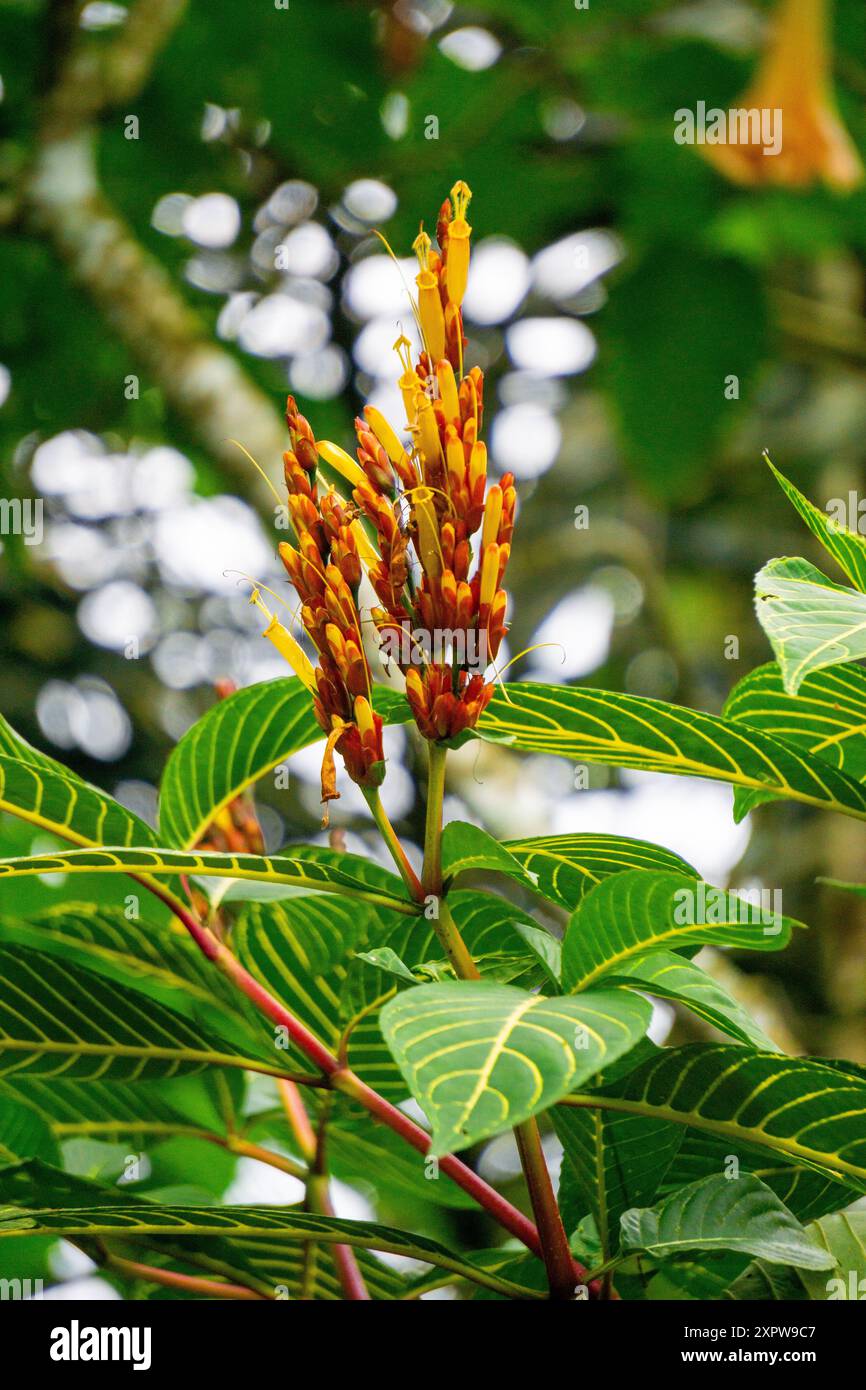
559, 1095, 866, 1189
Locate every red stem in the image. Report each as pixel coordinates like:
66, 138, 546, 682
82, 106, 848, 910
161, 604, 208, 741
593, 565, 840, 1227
146, 881, 556, 1267
108, 1254, 268, 1300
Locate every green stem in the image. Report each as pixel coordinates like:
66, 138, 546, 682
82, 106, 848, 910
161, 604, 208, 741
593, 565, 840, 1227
422, 741, 448, 896
363, 787, 424, 901
420, 742, 481, 977
436, 898, 483, 981
419, 737, 578, 1301
583, 1253, 625, 1285
221, 1135, 307, 1181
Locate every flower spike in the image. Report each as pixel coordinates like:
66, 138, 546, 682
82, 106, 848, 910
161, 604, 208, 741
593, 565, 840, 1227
259, 182, 516, 803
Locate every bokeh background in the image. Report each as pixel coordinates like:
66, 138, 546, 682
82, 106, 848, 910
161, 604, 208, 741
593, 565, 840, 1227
3, 0, 866, 1292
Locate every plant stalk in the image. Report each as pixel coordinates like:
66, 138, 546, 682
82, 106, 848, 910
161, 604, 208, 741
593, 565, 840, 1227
106, 1253, 269, 1300
221, 1135, 307, 1181
305, 1172, 371, 1301
421, 742, 483, 978
363, 787, 424, 901
420, 736, 578, 1301
513, 1120, 577, 1301
422, 740, 448, 896
296, 1085, 371, 1301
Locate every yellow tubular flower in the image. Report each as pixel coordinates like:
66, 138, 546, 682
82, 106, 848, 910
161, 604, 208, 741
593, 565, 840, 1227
479, 543, 500, 609
703, 0, 862, 190
445, 427, 465, 486
317, 440, 367, 489
325, 623, 348, 672
469, 440, 487, 492
363, 406, 405, 467
445, 180, 472, 306
413, 231, 447, 364
354, 694, 376, 739
481, 485, 503, 551
350, 518, 381, 570
413, 392, 442, 473
436, 360, 460, 422
394, 335, 422, 422
412, 486, 443, 581
249, 590, 317, 693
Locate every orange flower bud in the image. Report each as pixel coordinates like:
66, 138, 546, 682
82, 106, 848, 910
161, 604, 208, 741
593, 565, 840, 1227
412, 392, 442, 475
481, 485, 503, 553
479, 543, 500, 610
436, 360, 460, 423
445, 425, 465, 488
412, 486, 443, 581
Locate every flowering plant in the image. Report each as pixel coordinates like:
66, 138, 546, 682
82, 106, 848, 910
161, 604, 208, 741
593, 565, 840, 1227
0, 185, 865, 1304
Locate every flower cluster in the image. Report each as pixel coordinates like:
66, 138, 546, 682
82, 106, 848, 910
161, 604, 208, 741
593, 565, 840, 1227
255, 181, 515, 811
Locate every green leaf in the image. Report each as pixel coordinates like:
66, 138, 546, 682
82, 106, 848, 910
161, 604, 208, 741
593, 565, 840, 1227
562, 871, 796, 992
324, 1102, 478, 1212
234, 894, 412, 1095
0, 1162, 541, 1300
234, 893, 385, 1030
0, 944, 282, 1080
724, 661, 866, 817
380, 980, 651, 1155
0, 1157, 405, 1300
553, 1105, 682, 1257
355, 947, 420, 986
441, 821, 542, 895
0, 846, 416, 912
158, 677, 410, 848
356, 894, 560, 991
729, 1211, 866, 1300
502, 832, 697, 911
0, 711, 68, 773
0, 712, 156, 854
754, 557, 866, 695
0, 902, 235, 1007
445, 890, 560, 987
602, 949, 780, 1049
197, 842, 409, 907
767, 458, 866, 593
0, 904, 267, 1055
661, 1128, 854, 1225
820, 877, 866, 905
621, 1173, 836, 1270
0, 1094, 59, 1166
562, 1045, 866, 1193
477, 683, 866, 823
645, 1251, 750, 1300
0, 1074, 238, 1146
0, 752, 157, 851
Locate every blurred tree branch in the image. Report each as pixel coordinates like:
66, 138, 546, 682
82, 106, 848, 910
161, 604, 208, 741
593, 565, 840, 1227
40, 0, 188, 138
23, 0, 284, 507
